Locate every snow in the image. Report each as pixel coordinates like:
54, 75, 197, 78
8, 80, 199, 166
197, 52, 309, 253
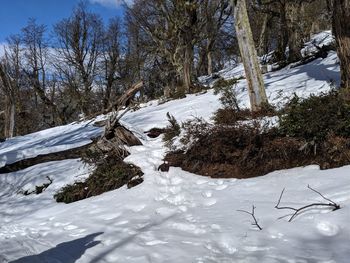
1, 42, 349, 263
301, 31, 335, 57
0, 121, 103, 168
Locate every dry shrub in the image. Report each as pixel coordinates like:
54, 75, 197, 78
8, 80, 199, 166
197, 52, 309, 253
55, 146, 143, 204
54, 156, 143, 203
213, 108, 251, 125
213, 104, 276, 126
165, 90, 350, 179
163, 112, 181, 148
165, 121, 350, 179
180, 117, 211, 146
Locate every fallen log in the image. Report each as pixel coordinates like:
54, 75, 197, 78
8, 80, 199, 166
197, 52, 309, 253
97, 81, 144, 155
0, 143, 93, 174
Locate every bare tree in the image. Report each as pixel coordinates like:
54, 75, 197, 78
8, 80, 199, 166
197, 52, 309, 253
0, 61, 16, 138
127, 0, 205, 96
0, 35, 22, 138
101, 17, 122, 110
201, 1, 231, 75
53, 2, 103, 116
22, 19, 64, 125
232, 0, 268, 111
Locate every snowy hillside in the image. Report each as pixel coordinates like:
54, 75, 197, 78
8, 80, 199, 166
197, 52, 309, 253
1, 50, 349, 263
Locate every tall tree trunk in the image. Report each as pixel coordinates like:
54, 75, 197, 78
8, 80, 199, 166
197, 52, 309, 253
286, 1, 303, 63
274, 3, 288, 62
183, 43, 193, 93
232, 0, 268, 111
4, 96, 15, 138
207, 49, 213, 76
333, 0, 350, 92
257, 14, 269, 57
206, 38, 215, 76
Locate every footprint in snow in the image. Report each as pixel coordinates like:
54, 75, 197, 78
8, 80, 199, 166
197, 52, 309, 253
101, 213, 121, 221
202, 190, 212, 198
64, 225, 78, 230
170, 222, 206, 234
196, 179, 209, 185
202, 198, 217, 207
145, 240, 168, 246
317, 221, 339, 236
215, 184, 228, 191
155, 207, 177, 217
128, 204, 146, 212
114, 220, 129, 226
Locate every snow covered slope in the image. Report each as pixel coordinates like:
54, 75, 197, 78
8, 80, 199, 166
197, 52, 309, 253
1, 50, 349, 263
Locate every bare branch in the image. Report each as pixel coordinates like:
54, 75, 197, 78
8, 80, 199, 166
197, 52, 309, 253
275, 186, 340, 222
237, 205, 263, 230
307, 184, 338, 207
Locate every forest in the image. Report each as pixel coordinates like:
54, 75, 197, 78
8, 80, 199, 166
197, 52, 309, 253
1, 1, 350, 262
1, 0, 349, 138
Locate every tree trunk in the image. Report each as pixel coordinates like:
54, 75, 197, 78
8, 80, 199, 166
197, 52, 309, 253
257, 14, 269, 57
333, 0, 350, 92
274, 3, 288, 62
183, 44, 193, 93
286, 1, 303, 63
4, 97, 15, 138
232, 0, 268, 111
207, 50, 213, 76
0, 63, 16, 138
164, 85, 171, 98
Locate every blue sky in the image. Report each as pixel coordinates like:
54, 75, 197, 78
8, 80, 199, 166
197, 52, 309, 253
0, 0, 126, 42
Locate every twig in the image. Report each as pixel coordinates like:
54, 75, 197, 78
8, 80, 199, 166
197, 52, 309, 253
237, 205, 263, 230
275, 186, 340, 222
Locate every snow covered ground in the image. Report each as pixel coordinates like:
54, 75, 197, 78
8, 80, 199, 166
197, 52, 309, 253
1, 49, 349, 263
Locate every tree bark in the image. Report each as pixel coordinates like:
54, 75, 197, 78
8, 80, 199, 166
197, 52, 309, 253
106, 81, 143, 113
257, 14, 269, 57
207, 49, 213, 76
333, 0, 350, 92
285, 1, 303, 63
232, 0, 268, 111
274, 3, 288, 62
182, 40, 194, 94
4, 97, 15, 138
0, 63, 16, 138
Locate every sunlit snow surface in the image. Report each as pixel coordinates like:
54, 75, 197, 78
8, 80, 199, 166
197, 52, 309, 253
1, 51, 349, 263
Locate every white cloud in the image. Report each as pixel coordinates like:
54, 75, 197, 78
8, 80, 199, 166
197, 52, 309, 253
90, 0, 134, 9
